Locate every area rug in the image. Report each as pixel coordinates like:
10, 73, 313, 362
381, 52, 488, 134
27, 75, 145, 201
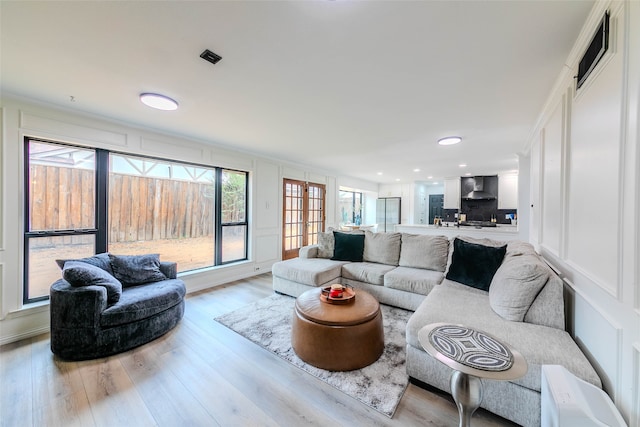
214, 293, 412, 417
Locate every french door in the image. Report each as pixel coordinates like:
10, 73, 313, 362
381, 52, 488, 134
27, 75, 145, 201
282, 179, 325, 260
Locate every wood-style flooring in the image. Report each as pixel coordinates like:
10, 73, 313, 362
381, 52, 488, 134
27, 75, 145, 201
0, 273, 516, 426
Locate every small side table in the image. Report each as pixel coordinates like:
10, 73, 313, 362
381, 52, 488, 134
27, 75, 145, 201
418, 323, 528, 427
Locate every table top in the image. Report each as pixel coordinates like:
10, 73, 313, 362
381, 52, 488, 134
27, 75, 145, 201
295, 287, 379, 327
418, 323, 528, 381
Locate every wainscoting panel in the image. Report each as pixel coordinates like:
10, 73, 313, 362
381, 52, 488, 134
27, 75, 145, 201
20, 111, 128, 147
541, 98, 564, 256
572, 284, 622, 396
255, 160, 279, 230
566, 10, 624, 297
141, 136, 204, 162
255, 234, 279, 264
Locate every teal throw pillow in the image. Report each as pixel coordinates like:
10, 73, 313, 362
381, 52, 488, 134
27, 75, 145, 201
331, 231, 365, 262
445, 238, 507, 291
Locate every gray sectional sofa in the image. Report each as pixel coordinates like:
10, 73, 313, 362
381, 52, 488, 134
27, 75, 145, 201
272, 230, 602, 426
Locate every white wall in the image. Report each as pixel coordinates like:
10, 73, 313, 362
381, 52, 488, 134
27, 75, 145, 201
0, 95, 374, 344
528, 1, 639, 424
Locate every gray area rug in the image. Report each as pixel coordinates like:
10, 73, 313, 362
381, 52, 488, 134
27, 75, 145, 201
214, 293, 412, 417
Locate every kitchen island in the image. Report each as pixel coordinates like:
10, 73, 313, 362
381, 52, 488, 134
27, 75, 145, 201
394, 223, 521, 241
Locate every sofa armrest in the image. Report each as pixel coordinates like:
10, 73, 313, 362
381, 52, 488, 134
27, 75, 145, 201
299, 245, 319, 259
160, 262, 178, 279
50, 279, 107, 328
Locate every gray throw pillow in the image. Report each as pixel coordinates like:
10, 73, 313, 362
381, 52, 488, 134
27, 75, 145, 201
317, 231, 334, 259
399, 234, 449, 272
489, 255, 550, 321
108, 254, 167, 286
363, 231, 401, 266
56, 252, 114, 276
62, 261, 122, 305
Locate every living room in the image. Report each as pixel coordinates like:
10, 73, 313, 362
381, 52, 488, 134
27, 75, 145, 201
1, 1, 638, 426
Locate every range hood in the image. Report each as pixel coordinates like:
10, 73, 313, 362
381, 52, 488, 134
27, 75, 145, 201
462, 176, 496, 200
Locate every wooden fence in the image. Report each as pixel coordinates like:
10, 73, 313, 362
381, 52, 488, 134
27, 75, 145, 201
29, 165, 215, 244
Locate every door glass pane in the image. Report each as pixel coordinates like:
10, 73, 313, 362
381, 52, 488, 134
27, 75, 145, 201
28, 141, 95, 231
109, 154, 215, 272
27, 234, 95, 300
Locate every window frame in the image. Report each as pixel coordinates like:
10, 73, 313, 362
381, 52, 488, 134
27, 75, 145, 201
23, 137, 250, 304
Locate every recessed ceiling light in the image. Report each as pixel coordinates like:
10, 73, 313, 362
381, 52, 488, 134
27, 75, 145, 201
465, 172, 472, 176
140, 93, 179, 111
377, 172, 383, 176
438, 136, 462, 146
459, 164, 467, 168
427, 176, 433, 179
413, 168, 420, 172
433, 182, 439, 185
395, 178, 401, 182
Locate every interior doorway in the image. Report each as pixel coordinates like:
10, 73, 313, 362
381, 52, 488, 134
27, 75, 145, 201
428, 194, 444, 225
282, 179, 326, 260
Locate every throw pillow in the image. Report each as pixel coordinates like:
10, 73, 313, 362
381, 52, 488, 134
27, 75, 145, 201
399, 234, 449, 272
331, 231, 365, 262
445, 238, 507, 291
489, 255, 550, 321
363, 231, 401, 265
317, 231, 334, 259
62, 261, 122, 305
56, 252, 114, 276
108, 253, 167, 286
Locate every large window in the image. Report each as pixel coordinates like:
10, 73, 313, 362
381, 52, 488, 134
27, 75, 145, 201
339, 190, 363, 226
24, 138, 248, 303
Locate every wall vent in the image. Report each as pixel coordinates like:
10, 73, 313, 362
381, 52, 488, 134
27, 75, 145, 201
200, 49, 222, 65
576, 11, 609, 89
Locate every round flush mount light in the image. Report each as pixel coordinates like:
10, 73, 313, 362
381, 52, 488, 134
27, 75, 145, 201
139, 93, 179, 111
438, 136, 462, 146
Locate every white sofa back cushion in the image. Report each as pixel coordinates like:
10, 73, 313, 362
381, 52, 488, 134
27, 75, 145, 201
399, 234, 449, 272
363, 231, 401, 265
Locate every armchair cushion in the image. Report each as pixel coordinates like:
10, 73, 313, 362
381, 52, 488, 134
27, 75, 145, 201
108, 254, 167, 286
62, 261, 122, 305
56, 252, 114, 276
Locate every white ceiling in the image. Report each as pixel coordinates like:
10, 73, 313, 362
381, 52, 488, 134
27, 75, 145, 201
1, 1, 594, 184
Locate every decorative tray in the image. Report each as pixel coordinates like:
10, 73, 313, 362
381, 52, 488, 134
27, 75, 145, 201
320, 284, 356, 305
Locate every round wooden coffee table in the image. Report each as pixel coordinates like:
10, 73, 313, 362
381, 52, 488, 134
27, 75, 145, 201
291, 287, 384, 371
418, 323, 528, 427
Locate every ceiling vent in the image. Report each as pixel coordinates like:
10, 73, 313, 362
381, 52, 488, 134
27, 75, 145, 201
576, 11, 609, 89
200, 49, 222, 65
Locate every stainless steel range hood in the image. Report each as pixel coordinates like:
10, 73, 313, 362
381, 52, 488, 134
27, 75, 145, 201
462, 176, 496, 200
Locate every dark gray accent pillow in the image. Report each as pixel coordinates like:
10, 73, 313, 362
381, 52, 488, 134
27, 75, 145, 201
62, 260, 122, 305
331, 231, 365, 262
445, 238, 507, 291
56, 252, 114, 276
108, 254, 167, 286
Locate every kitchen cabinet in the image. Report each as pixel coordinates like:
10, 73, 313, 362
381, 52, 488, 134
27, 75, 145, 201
498, 173, 518, 209
443, 177, 460, 209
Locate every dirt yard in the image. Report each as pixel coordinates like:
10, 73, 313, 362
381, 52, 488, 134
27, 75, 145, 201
29, 236, 243, 299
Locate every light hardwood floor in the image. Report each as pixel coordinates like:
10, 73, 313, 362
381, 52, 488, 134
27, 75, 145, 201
0, 273, 516, 427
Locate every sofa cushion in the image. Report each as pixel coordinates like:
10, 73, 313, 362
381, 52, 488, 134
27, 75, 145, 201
331, 232, 365, 262
272, 258, 348, 286
56, 252, 114, 276
445, 238, 506, 291
406, 280, 602, 392
489, 255, 549, 321
100, 279, 186, 327
341, 262, 396, 286
108, 254, 167, 287
399, 234, 449, 272
62, 261, 122, 305
384, 266, 444, 295
363, 231, 401, 265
